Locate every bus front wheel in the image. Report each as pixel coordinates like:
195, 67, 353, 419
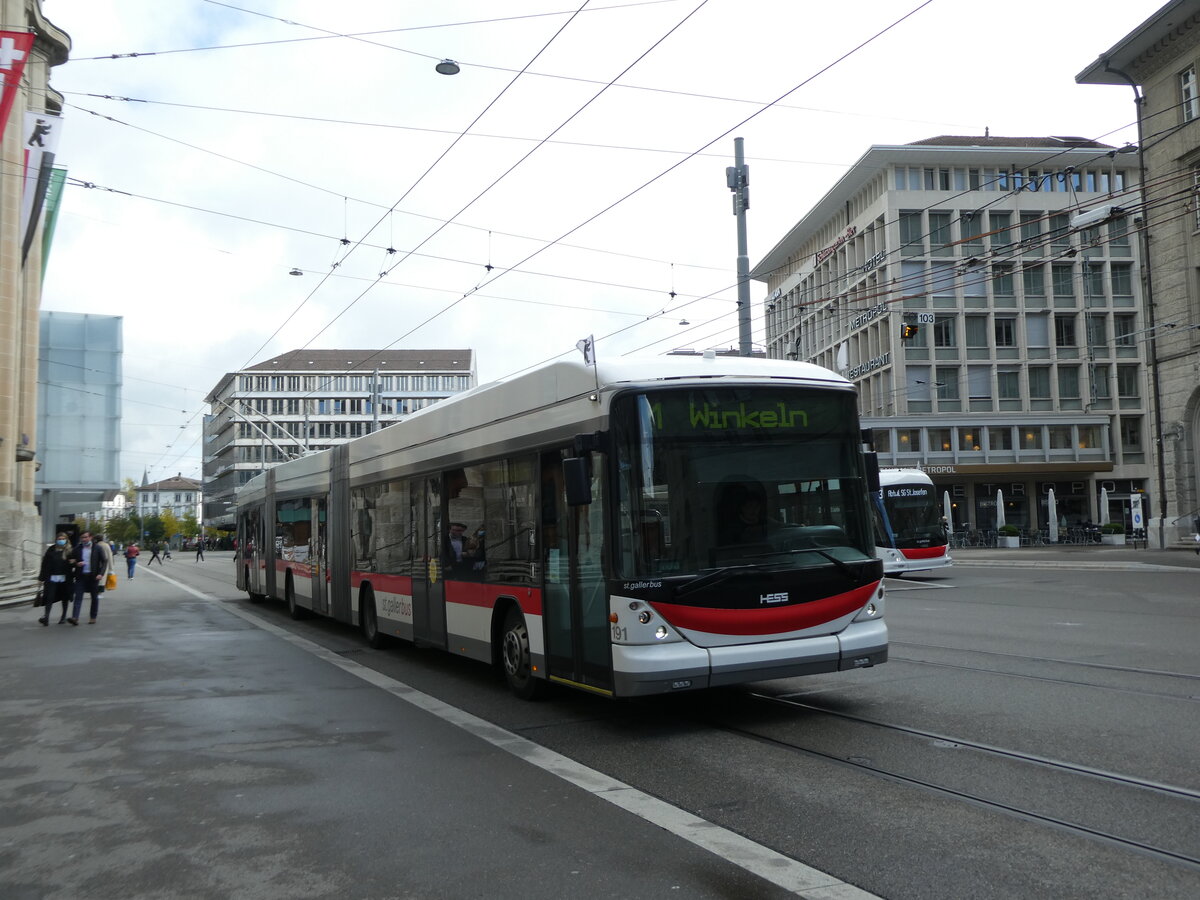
501, 607, 546, 701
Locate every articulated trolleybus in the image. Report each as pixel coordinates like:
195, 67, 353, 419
873, 468, 952, 575
237, 354, 887, 699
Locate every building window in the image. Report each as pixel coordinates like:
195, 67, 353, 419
1111, 263, 1133, 297
959, 212, 983, 250
990, 212, 1012, 249
933, 316, 956, 347
1052, 264, 1075, 298
1078, 425, 1102, 449
988, 426, 1013, 451
1085, 263, 1105, 300
993, 264, 1014, 296
1055, 314, 1077, 346
1058, 366, 1080, 400
899, 211, 923, 255
929, 211, 953, 254
1049, 213, 1070, 248
287, 376, 301, 391
896, 428, 922, 451
1048, 426, 1073, 449
966, 315, 989, 347
1108, 217, 1130, 253
929, 427, 952, 451
1019, 428, 1043, 450
968, 366, 991, 399
1194, 166, 1200, 230
1116, 364, 1140, 399
1020, 212, 1041, 246
994, 316, 1017, 346
1092, 364, 1111, 400
936, 367, 959, 400
1029, 367, 1052, 400
998, 370, 1021, 399
1023, 264, 1045, 297
1086, 314, 1108, 348
1182, 65, 1199, 122
1120, 416, 1142, 451
1114, 313, 1137, 346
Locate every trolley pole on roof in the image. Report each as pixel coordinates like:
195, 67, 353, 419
727, 137, 752, 356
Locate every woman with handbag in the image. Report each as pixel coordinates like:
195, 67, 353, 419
37, 532, 76, 626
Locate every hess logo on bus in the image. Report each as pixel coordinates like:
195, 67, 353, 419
760, 592, 789, 605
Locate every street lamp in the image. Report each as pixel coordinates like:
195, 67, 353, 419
435, 59, 460, 75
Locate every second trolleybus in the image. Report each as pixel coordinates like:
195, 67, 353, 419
873, 468, 953, 575
236, 353, 887, 699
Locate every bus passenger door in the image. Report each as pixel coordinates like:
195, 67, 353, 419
541, 450, 613, 694
412, 476, 447, 648
310, 497, 328, 616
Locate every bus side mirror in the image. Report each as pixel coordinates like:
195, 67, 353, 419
864, 451, 880, 494
563, 457, 592, 506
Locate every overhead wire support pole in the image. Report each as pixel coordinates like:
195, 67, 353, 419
728, 137, 752, 356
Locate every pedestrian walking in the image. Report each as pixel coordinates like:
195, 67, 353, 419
162, 542, 173, 561
124, 542, 140, 578
147, 543, 162, 566
195, 540, 205, 561
69, 531, 112, 625
37, 532, 76, 626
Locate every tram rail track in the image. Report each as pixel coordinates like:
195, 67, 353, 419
690, 690, 1200, 871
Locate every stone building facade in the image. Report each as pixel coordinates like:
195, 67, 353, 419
1077, 0, 1200, 544
0, 1, 67, 572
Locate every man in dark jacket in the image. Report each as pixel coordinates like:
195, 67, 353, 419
69, 531, 112, 625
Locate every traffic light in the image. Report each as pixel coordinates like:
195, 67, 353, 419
900, 321, 919, 340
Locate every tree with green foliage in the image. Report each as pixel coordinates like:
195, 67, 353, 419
160, 509, 181, 546
182, 510, 199, 539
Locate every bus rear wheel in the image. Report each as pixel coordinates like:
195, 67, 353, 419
361, 587, 387, 649
501, 607, 546, 700
244, 567, 264, 603
286, 574, 306, 620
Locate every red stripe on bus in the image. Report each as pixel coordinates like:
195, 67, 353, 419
650, 581, 878, 636
346, 572, 544, 617
899, 546, 947, 560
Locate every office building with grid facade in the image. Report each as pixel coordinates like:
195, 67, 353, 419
753, 137, 1152, 541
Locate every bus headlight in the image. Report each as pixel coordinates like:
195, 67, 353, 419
655, 625, 669, 640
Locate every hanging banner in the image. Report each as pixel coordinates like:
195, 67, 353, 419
0, 31, 34, 143
21, 111, 62, 264
40, 166, 67, 283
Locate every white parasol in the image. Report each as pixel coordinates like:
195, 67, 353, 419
1047, 488, 1058, 543
996, 488, 1006, 529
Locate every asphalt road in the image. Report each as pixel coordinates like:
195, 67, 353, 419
3, 548, 1198, 899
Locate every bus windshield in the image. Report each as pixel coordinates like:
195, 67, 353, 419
879, 482, 946, 549
612, 386, 875, 578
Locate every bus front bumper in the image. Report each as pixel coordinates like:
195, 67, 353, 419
610, 618, 888, 697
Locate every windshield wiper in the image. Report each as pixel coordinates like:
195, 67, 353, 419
673, 563, 769, 598
742, 546, 867, 584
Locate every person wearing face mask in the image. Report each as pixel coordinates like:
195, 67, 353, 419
37, 533, 77, 625
68, 531, 112, 625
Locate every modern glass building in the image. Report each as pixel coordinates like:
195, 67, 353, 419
35, 311, 123, 541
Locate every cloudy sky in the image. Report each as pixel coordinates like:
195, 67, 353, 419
39, 0, 1158, 484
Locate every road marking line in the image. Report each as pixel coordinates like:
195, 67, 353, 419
152, 568, 881, 899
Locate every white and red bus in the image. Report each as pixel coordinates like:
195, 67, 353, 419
237, 354, 887, 699
873, 468, 952, 575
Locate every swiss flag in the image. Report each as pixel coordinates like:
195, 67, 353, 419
0, 32, 34, 144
